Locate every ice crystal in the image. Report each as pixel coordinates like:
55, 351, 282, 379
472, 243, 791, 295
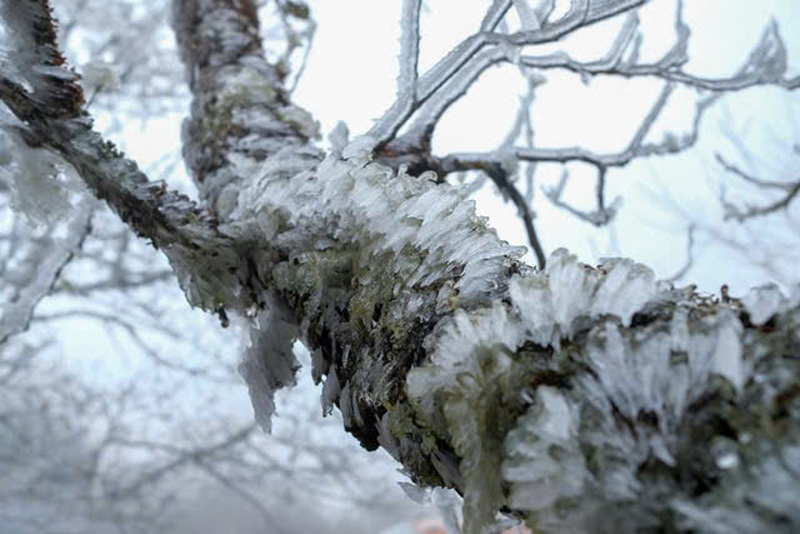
340, 135, 377, 165
0, 126, 86, 226
234, 147, 524, 308
741, 283, 788, 325
327, 121, 350, 154
238, 293, 300, 433
404, 247, 789, 533
0, 1, 82, 118
503, 387, 585, 511
510, 248, 656, 346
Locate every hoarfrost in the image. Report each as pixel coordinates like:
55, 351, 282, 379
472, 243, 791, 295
0, 126, 87, 226
741, 283, 788, 325
341, 135, 377, 165
397, 0, 421, 99
503, 387, 586, 511
0, 2, 81, 117
235, 149, 524, 308
671, 447, 800, 533
407, 305, 519, 534
497, 287, 763, 531
238, 293, 300, 433
510, 248, 656, 346
709, 309, 744, 390
0, 3, 39, 90
410, 307, 515, 417
327, 121, 350, 155
275, 103, 320, 139
406, 247, 777, 532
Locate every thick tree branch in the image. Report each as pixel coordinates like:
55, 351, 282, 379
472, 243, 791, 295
172, 0, 319, 215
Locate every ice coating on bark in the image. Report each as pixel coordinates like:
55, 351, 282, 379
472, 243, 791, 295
402, 249, 793, 534
406, 250, 654, 526
510, 248, 657, 347
231, 146, 525, 432
498, 297, 781, 533
406, 250, 660, 534
0, 1, 83, 119
503, 387, 585, 511
234, 147, 526, 309
397, 0, 420, 99
671, 445, 800, 533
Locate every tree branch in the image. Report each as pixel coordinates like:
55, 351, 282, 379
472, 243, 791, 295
718, 154, 800, 221
0, 0, 257, 316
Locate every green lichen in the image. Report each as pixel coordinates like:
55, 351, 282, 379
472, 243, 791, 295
383, 402, 445, 486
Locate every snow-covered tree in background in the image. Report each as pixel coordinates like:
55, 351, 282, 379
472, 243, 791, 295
1, 1, 799, 533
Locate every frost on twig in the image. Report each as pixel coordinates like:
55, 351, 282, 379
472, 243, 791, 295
542, 168, 623, 227
227, 146, 526, 434
0, 196, 93, 345
717, 153, 800, 222
1, 0, 257, 318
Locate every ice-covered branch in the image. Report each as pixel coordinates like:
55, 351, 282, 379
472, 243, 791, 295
372, 0, 648, 152
378, 0, 798, 253
365, 0, 422, 148
542, 167, 623, 226
431, 152, 547, 270
0, 196, 93, 345
718, 154, 800, 222
165, 6, 800, 530
0, 0, 249, 317
519, 17, 797, 91
171, 0, 319, 214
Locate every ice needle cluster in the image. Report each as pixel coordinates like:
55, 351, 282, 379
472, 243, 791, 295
407, 249, 800, 534
233, 141, 525, 434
